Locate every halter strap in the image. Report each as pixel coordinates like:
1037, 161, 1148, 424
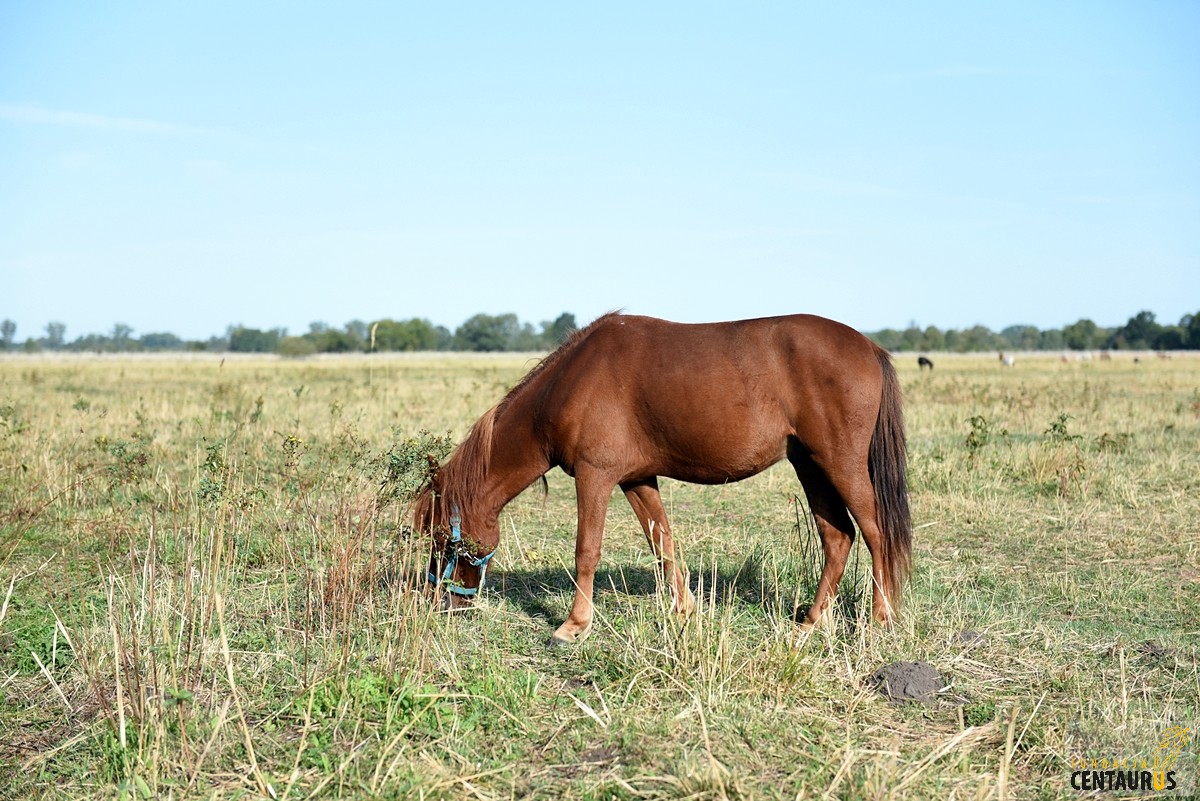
426, 506, 496, 597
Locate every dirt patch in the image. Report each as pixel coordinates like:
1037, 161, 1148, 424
579, 744, 619, 765
1135, 640, 1177, 661
956, 630, 987, 647
557, 743, 620, 779
867, 661, 946, 705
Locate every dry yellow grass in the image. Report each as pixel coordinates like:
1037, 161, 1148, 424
1, 350, 1197, 799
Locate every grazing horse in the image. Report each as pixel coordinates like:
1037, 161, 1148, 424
414, 313, 912, 645
918, 356, 934, 370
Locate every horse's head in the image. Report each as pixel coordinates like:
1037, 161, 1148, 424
413, 479, 497, 610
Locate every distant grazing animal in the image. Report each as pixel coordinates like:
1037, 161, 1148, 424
999, 352, 1015, 367
414, 313, 913, 645
918, 356, 934, 370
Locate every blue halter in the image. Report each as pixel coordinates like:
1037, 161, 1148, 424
426, 506, 496, 598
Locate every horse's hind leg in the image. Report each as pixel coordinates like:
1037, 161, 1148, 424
820, 462, 894, 625
788, 442, 855, 626
622, 478, 695, 615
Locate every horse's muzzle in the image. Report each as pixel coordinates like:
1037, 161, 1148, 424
437, 590, 476, 612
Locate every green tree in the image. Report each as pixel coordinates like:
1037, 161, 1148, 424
68, 333, 110, 352
345, 319, 369, 342
960, 325, 999, 352
510, 322, 545, 351
1039, 329, 1064, 350
140, 332, 184, 350
454, 313, 520, 352
45, 321, 66, 349
111, 323, 134, 351
1063, 319, 1099, 350
1000, 325, 1040, 351
302, 322, 363, 352
542, 313, 577, 346
920, 326, 945, 352
313, 328, 363, 352
1109, 310, 1161, 350
1182, 312, 1200, 349
229, 327, 283, 352
870, 328, 902, 351
372, 319, 439, 351
0, 319, 14, 349
1155, 325, 1185, 350
278, 336, 318, 357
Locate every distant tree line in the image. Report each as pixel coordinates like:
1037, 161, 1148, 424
2, 309, 1198, 355
866, 310, 1200, 353
0, 312, 580, 354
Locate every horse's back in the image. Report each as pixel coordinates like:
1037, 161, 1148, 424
572, 313, 874, 363
534, 314, 886, 482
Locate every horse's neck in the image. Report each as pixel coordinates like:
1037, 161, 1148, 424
471, 401, 549, 516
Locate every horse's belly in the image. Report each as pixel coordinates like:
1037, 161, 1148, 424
651, 430, 788, 485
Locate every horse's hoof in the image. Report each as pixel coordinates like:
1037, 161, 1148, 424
671, 589, 697, 617
546, 635, 572, 649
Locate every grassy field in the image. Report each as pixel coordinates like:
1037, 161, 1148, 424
1, 350, 1197, 800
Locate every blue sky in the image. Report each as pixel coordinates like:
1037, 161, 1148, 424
2, 2, 1198, 342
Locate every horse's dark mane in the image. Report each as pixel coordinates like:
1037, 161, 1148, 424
418, 312, 620, 527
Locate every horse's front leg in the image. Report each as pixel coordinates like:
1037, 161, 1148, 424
550, 470, 612, 646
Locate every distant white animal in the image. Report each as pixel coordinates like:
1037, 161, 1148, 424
999, 352, 1015, 367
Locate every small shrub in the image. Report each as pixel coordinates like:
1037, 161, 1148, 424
379, 429, 454, 506
106, 439, 149, 488
1044, 412, 1081, 443
965, 415, 991, 453
198, 442, 226, 505
963, 701, 997, 727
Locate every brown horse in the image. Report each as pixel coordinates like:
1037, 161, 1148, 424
414, 313, 911, 645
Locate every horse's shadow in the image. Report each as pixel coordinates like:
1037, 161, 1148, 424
489, 548, 826, 628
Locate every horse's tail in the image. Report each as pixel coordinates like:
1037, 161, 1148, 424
869, 347, 912, 611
